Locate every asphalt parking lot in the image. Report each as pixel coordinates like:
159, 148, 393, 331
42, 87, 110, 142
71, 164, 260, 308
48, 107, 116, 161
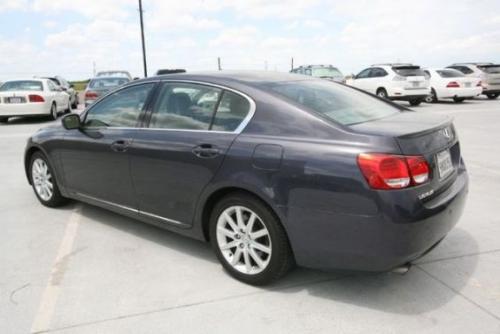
1, 98, 500, 334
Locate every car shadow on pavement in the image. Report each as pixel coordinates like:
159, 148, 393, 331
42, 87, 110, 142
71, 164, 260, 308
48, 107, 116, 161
77, 202, 478, 315
2, 116, 55, 125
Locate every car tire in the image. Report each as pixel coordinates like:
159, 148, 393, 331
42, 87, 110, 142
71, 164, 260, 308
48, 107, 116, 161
453, 97, 465, 103
409, 99, 422, 106
29, 151, 69, 207
0, 117, 8, 123
376, 88, 388, 99
209, 192, 294, 286
425, 89, 438, 103
49, 103, 58, 120
486, 93, 499, 100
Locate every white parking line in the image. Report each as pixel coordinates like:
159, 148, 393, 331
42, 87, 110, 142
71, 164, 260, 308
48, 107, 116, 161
30, 205, 82, 334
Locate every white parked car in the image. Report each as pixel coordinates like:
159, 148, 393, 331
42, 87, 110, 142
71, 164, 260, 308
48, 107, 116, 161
0, 79, 70, 123
446, 63, 500, 100
423, 68, 482, 103
347, 64, 430, 106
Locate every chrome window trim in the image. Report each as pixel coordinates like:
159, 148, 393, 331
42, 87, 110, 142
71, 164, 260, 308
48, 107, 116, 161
75, 192, 188, 227
82, 79, 256, 135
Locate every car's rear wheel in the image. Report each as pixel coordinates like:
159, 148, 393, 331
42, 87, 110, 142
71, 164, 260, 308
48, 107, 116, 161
50, 103, 58, 120
486, 93, 499, 100
209, 192, 294, 285
425, 89, 437, 103
376, 88, 388, 99
453, 97, 465, 103
409, 99, 422, 106
0, 117, 8, 123
30, 152, 68, 207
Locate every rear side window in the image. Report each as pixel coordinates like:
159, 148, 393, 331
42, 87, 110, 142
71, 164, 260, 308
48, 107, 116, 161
149, 83, 221, 130
212, 91, 251, 132
268, 80, 399, 126
392, 66, 426, 77
478, 65, 500, 74
84, 83, 154, 128
0, 80, 43, 91
437, 69, 464, 78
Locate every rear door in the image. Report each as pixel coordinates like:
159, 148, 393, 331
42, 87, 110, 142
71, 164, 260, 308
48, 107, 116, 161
129, 81, 254, 226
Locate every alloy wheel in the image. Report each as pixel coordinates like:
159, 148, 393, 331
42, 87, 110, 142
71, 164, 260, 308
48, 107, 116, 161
216, 206, 272, 275
32, 158, 53, 201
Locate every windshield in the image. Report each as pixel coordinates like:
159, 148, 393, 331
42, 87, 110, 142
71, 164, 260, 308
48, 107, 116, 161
393, 66, 426, 77
437, 69, 464, 78
0, 80, 43, 91
267, 80, 400, 126
478, 65, 500, 74
311, 67, 343, 78
89, 78, 129, 89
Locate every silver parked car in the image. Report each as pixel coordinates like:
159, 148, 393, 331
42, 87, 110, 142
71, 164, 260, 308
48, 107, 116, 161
447, 63, 500, 99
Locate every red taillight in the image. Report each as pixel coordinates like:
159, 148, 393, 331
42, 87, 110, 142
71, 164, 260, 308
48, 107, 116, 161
446, 81, 460, 88
29, 94, 45, 102
85, 91, 99, 99
357, 153, 430, 190
406, 156, 430, 184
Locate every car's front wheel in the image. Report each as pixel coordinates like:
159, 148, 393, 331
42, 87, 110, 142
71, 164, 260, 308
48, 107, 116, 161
209, 192, 294, 285
376, 88, 388, 99
30, 151, 68, 207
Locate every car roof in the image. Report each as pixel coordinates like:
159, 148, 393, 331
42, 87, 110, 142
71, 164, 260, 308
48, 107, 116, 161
295, 65, 340, 69
129, 71, 316, 88
450, 62, 493, 66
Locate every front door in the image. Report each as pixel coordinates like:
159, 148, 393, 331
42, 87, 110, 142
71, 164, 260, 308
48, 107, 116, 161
129, 82, 253, 226
59, 82, 156, 208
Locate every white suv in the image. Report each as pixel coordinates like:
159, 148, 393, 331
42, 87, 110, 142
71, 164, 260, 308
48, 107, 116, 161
347, 64, 430, 106
446, 63, 500, 100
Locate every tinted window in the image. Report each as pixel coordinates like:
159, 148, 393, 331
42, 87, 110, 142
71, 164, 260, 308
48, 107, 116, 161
84, 83, 154, 128
212, 91, 251, 132
449, 66, 473, 75
268, 80, 399, 126
0, 80, 43, 91
437, 69, 464, 78
356, 69, 371, 79
89, 77, 130, 89
392, 66, 426, 76
149, 83, 221, 130
370, 68, 387, 78
47, 80, 58, 91
478, 65, 500, 74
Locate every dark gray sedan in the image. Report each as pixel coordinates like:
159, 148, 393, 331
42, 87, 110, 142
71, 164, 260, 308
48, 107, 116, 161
24, 72, 468, 285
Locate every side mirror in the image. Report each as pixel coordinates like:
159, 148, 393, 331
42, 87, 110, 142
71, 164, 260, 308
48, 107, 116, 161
62, 113, 81, 130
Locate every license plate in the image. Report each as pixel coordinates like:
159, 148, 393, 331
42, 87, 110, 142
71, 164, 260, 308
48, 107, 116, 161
8, 97, 22, 103
436, 150, 453, 179
412, 81, 419, 87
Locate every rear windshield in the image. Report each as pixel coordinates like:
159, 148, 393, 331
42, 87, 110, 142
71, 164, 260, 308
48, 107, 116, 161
311, 67, 343, 78
89, 78, 129, 89
437, 69, 464, 78
393, 66, 426, 77
267, 80, 400, 126
478, 65, 500, 74
0, 80, 43, 91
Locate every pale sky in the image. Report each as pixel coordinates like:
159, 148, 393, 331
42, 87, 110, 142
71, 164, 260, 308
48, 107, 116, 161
1, 0, 499, 80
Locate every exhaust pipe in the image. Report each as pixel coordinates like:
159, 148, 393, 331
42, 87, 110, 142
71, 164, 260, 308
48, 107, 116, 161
391, 263, 411, 275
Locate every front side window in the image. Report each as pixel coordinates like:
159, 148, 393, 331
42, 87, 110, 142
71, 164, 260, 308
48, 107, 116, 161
212, 91, 251, 132
149, 83, 221, 130
356, 68, 371, 79
0, 80, 43, 91
267, 80, 400, 126
84, 83, 154, 128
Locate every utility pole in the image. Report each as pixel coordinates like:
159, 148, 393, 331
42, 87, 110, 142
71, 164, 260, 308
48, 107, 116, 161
138, 0, 148, 77
217, 57, 222, 71
291, 57, 294, 70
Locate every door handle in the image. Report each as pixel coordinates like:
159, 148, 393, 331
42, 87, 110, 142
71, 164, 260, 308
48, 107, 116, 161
110, 140, 130, 153
192, 144, 220, 158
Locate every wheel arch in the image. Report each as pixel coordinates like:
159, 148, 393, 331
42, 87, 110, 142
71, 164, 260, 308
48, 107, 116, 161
199, 186, 287, 243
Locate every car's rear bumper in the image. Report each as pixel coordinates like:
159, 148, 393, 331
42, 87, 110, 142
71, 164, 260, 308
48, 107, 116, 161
438, 87, 482, 98
0, 102, 50, 117
284, 163, 468, 272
